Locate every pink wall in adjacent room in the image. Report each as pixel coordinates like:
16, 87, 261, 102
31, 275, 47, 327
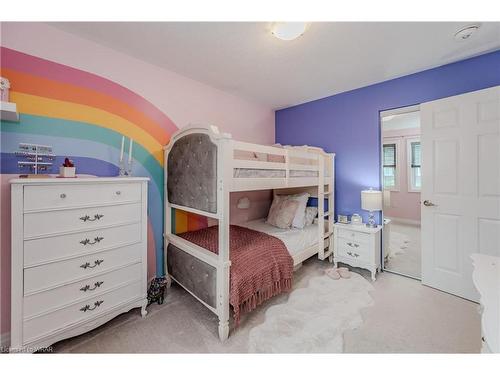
383, 127, 421, 223
0, 23, 275, 340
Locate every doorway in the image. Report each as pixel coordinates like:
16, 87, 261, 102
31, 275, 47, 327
380, 105, 421, 279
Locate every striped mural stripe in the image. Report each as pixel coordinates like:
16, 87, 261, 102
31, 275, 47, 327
10, 92, 164, 164
1, 47, 178, 135
2, 68, 170, 144
0, 47, 209, 276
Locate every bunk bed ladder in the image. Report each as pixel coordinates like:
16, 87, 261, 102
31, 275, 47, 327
318, 153, 335, 262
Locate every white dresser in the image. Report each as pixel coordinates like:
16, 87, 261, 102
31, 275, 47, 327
333, 223, 382, 281
471, 254, 499, 353
10, 177, 149, 352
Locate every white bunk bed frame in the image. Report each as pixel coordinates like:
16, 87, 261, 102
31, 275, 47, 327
163, 125, 335, 341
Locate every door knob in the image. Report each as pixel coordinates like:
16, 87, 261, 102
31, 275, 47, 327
423, 200, 437, 207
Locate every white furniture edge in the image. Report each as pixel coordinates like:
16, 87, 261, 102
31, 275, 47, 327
9, 177, 149, 353
163, 124, 335, 342
333, 222, 382, 281
471, 253, 499, 353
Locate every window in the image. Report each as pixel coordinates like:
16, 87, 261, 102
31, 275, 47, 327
383, 142, 398, 190
408, 139, 421, 192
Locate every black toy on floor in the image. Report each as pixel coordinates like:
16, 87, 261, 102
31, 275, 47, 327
147, 277, 168, 305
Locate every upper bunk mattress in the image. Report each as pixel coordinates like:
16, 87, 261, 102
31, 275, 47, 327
240, 218, 319, 257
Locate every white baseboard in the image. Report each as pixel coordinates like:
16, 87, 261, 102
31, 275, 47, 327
0, 332, 11, 351
385, 216, 421, 227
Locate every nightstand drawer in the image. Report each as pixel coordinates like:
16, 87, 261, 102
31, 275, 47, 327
337, 228, 370, 243
337, 238, 369, 261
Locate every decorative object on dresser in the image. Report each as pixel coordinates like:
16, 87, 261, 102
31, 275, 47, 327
351, 213, 363, 225
361, 188, 383, 228
15, 143, 55, 176
471, 254, 499, 353
10, 177, 149, 352
119, 136, 134, 177
59, 158, 76, 178
333, 222, 382, 281
337, 214, 349, 224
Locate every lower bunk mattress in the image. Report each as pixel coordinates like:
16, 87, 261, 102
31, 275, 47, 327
240, 218, 319, 258
167, 225, 294, 324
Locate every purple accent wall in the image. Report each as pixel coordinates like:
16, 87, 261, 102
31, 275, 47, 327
276, 50, 500, 224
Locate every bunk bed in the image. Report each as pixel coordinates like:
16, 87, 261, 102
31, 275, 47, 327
163, 125, 335, 341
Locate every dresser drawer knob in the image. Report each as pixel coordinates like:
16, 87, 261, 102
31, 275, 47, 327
80, 237, 104, 246
80, 214, 104, 222
60, 193, 66, 199
80, 259, 104, 269
80, 281, 104, 292
80, 300, 104, 312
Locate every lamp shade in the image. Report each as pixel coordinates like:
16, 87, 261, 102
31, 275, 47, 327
361, 189, 383, 211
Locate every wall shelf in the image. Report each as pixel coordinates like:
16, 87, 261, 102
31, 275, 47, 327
1, 101, 20, 122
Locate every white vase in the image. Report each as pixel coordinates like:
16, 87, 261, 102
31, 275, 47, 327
59, 166, 76, 178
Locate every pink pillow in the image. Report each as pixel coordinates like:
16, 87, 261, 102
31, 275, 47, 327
266, 195, 300, 229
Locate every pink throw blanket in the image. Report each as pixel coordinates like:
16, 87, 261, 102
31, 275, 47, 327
178, 225, 293, 324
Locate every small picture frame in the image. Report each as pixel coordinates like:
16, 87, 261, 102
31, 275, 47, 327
337, 214, 349, 224
351, 213, 363, 225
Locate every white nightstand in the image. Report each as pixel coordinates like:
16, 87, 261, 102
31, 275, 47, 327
333, 222, 382, 281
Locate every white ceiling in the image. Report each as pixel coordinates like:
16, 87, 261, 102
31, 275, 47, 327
49, 22, 500, 109
382, 111, 420, 131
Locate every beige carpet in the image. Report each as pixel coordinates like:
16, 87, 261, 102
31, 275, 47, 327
51, 258, 481, 353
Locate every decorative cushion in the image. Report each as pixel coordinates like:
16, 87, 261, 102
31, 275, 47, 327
288, 192, 311, 229
266, 195, 300, 229
304, 207, 318, 226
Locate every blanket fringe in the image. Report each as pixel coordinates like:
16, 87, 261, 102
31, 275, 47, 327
234, 278, 292, 326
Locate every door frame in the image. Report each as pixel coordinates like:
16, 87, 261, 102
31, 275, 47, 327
379, 104, 421, 279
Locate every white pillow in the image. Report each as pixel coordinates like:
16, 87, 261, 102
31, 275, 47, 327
266, 194, 300, 229
304, 207, 318, 226
287, 192, 310, 229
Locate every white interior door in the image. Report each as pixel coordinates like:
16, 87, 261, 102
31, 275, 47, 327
421, 86, 500, 302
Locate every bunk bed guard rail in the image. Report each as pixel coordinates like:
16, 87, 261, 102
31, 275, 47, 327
167, 132, 218, 213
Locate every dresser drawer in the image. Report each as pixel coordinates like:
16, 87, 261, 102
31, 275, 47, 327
336, 237, 370, 262
23, 280, 143, 343
337, 228, 370, 243
24, 203, 141, 239
24, 183, 141, 211
24, 243, 142, 294
24, 223, 141, 267
24, 263, 142, 318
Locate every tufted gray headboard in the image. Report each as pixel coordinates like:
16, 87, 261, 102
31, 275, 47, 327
167, 133, 218, 213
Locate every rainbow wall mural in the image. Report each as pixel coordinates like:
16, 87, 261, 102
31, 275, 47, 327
0, 47, 208, 276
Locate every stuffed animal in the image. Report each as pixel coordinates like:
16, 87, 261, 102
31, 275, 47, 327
147, 277, 168, 305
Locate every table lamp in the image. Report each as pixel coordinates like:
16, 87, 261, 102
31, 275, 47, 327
361, 189, 382, 228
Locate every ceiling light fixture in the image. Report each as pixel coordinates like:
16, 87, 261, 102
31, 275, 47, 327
271, 22, 307, 41
454, 24, 480, 40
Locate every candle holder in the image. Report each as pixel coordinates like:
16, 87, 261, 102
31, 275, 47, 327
119, 158, 133, 177
126, 159, 133, 177
118, 159, 126, 176
118, 135, 134, 177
